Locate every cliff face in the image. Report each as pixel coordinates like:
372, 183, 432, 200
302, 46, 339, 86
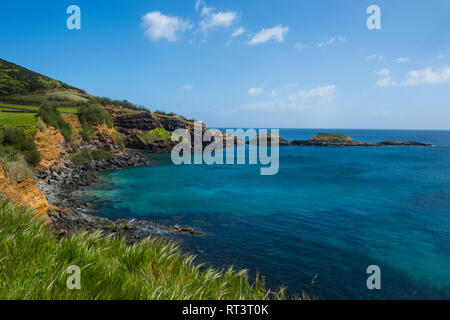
114, 112, 189, 131
0, 165, 50, 220
112, 111, 195, 153
34, 126, 66, 171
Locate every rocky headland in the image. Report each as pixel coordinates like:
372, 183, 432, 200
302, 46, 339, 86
249, 133, 431, 147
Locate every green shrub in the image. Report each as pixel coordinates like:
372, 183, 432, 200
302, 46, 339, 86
0, 125, 41, 167
22, 149, 42, 166
70, 142, 79, 153
78, 102, 113, 128
69, 150, 92, 165
38, 102, 72, 141
91, 149, 114, 160
93, 96, 147, 111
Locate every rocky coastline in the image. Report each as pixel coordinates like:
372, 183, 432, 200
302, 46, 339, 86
289, 139, 432, 147
36, 149, 201, 242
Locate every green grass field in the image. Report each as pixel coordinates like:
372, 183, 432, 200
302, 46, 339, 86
0, 112, 37, 126
0, 196, 289, 300
0, 91, 88, 108
0, 103, 78, 114
0, 103, 80, 127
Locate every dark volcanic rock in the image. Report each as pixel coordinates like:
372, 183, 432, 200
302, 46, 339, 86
290, 139, 431, 147
248, 134, 290, 146
36, 150, 152, 209
113, 112, 190, 152
378, 141, 431, 146
114, 112, 188, 131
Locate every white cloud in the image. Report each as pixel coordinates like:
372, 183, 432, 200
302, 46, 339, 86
402, 67, 450, 86
141, 11, 191, 42
375, 67, 450, 88
243, 85, 336, 110
231, 27, 245, 38
296, 85, 337, 105
437, 54, 448, 59
375, 68, 390, 77
195, 0, 204, 11
247, 87, 264, 96
318, 38, 335, 47
196, 1, 238, 33
181, 85, 194, 91
367, 54, 384, 61
317, 36, 345, 48
294, 42, 307, 50
396, 57, 410, 63
376, 77, 396, 88
249, 25, 289, 45
200, 11, 238, 32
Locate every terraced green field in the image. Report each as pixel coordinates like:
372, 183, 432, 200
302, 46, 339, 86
0, 103, 80, 127
0, 111, 37, 126
0, 103, 78, 114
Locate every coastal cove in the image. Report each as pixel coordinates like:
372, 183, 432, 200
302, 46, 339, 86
80, 129, 450, 299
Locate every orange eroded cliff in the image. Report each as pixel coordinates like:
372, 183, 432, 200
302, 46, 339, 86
34, 126, 65, 171
0, 165, 50, 221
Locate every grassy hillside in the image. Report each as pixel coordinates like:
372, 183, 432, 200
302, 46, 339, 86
0, 196, 285, 300
0, 58, 82, 96
0, 58, 149, 112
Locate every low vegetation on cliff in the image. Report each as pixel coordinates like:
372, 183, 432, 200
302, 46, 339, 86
0, 196, 285, 300
78, 102, 113, 128
137, 127, 171, 145
69, 149, 115, 165
310, 133, 352, 141
0, 125, 41, 182
38, 103, 72, 142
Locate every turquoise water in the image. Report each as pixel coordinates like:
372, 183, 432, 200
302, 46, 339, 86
85, 129, 450, 299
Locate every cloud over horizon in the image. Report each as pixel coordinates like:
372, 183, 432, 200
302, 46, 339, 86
242, 85, 336, 110
376, 67, 450, 87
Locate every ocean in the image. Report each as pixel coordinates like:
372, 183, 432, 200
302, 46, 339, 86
83, 129, 450, 299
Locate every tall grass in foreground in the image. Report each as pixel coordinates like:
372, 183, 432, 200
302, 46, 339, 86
0, 197, 287, 300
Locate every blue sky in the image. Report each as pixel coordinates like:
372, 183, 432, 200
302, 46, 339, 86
1, 0, 449, 129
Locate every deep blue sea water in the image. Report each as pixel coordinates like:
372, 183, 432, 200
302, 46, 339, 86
83, 129, 450, 299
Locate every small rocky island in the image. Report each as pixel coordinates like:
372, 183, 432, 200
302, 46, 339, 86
249, 133, 431, 147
